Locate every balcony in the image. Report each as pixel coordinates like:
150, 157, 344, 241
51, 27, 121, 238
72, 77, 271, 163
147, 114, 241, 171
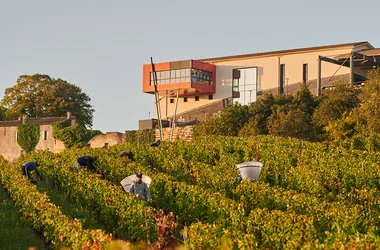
142, 60, 216, 97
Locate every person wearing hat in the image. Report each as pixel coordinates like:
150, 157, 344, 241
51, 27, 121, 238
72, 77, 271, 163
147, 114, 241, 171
150, 139, 161, 147
22, 161, 41, 180
129, 172, 150, 203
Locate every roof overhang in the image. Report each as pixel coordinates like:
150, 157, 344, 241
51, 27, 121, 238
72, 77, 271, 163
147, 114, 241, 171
320, 50, 380, 68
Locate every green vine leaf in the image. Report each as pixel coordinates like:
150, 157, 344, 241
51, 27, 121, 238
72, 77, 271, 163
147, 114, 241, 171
17, 123, 40, 152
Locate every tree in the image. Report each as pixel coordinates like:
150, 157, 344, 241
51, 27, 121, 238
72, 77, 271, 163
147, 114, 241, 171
266, 85, 321, 141
267, 108, 318, 141
246, 92, 276, 135
351, 67, 380, 134
1, 74, 94, 127
192, 103, 250, 137
239, 93, 293, 137
0, 107, 5, 121
313, 82, 361, 129
292, 83, 317, 116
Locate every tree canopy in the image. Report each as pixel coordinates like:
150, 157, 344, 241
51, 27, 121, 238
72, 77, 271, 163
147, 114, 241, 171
192, 103, 250, 137
0, 107, 4, 121
1, 74, 94, 128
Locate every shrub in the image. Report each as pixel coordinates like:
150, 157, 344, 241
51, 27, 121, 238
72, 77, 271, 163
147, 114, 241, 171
17, 123, 40, 152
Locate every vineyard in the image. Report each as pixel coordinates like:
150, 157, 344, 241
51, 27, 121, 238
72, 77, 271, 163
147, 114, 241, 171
1, 135, 380, 249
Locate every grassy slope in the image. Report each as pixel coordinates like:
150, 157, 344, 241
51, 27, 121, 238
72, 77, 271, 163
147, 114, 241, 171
0, 187, 47, 250
35, 180, 106, 231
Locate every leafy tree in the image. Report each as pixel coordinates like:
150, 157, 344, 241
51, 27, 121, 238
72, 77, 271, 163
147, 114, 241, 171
325, 113, 357, 140
266, 85, 320, 141
351, 67, 380, 134
267, 108, 317, 141
292, 83, 317, 115
238, 118, 261, 137
193, 103, 250, 137
313, 82, 361, 129
1, 74, 94, 127
239, 93, 293, 137
0, 107, 5, 121
246, 93, 276, 135
52, 120, 101, 148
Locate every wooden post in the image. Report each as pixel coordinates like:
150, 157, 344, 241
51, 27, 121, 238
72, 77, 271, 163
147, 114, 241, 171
317, 56, 322, 96
151, 57, 164, 141
350, 52, 354, 84
169, 89, 179, 142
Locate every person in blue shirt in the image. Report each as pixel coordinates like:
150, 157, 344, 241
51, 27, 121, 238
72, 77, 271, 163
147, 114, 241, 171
21, 161, 41, 179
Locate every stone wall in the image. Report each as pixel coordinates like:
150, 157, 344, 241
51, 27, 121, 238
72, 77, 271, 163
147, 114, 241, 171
0, 113, 74, 162
88, 132, 126, 148
35, 124, 66, 153
0, 126, 23, 161
0, 124, 66, 162
155, 126, 194, 142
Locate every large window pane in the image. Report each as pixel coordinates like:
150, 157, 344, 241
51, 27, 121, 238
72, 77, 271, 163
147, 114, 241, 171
185, 68, 190, 77
232, 67, 258, 105
171, 70, 176, 79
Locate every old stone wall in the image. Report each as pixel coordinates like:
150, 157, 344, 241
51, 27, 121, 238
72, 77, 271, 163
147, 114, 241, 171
0, 124, 66, 162
0, 126, 23, 161
155, 126, 194, 142
88, 132, 126, 148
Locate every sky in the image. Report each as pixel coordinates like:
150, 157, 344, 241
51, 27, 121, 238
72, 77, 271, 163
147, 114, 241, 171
1, 0, 379, 133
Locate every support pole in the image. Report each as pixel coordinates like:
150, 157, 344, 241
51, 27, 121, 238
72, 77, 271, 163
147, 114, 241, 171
350, 52, 354, 84
278, 56, 281, 95
150, 57, 164, 141
169, 89, 179, 142
317, 56, 322, 96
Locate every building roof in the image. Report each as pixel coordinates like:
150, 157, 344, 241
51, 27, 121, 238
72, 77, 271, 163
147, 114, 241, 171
357, 48, 380, 57
0, 117, 70, 127
200, 41, 372, 63
334, 48, 380, 59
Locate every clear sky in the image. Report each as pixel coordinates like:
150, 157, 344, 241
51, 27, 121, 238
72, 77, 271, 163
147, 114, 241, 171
1, 0, 379, 133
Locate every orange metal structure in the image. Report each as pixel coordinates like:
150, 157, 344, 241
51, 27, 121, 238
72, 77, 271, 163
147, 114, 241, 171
142, 59, 216, 97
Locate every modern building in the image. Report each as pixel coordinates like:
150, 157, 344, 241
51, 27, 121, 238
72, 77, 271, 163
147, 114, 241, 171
0, 112, 75, 161
142, 41, 380, 127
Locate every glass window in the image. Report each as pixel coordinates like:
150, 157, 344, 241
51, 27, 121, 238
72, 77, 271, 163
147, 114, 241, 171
185, 68, 191, 77
164, 71, 170, 79
303, 64, 308, 84
199, 71, 204, 80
